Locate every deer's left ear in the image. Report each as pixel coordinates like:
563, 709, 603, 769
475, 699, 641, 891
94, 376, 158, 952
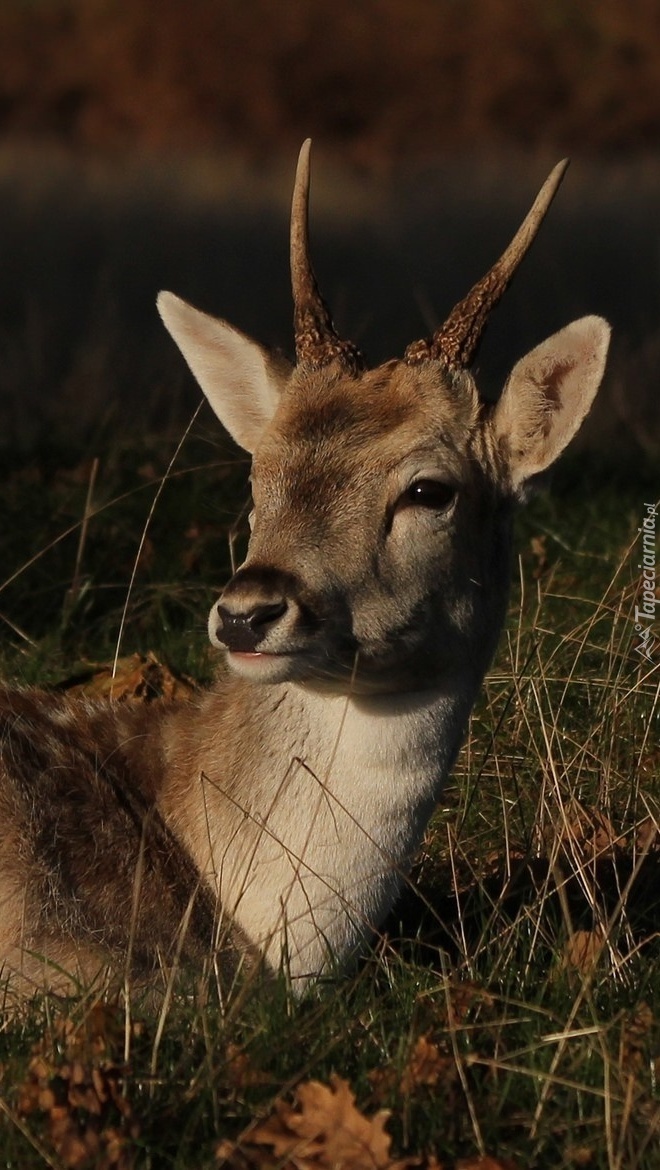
492, 316, 610, 493
157, 291, 287, 454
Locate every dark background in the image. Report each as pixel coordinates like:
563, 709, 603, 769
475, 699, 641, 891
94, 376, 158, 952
0, 0, 659, 455
2, 0, 660, 159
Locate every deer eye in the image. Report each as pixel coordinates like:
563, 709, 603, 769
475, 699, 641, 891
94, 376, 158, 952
397, 479, 457, 512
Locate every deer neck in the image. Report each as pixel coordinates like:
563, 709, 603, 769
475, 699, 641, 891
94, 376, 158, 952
161, 670, 477, 986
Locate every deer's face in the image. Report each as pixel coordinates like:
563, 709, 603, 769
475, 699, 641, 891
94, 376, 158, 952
213, 361, 510, 693
157, 142, 609, 697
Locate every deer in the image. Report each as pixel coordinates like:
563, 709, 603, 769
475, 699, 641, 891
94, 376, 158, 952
0, 142, 609, 1001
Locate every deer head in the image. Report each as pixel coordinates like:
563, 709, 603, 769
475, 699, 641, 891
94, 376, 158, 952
157, 142, 609, 698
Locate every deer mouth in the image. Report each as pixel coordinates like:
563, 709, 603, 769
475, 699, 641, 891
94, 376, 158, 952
224, 646, 308, 684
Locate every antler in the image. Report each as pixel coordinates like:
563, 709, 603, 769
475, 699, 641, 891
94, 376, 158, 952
404, 159, 569, 370
290, 139, 364, 372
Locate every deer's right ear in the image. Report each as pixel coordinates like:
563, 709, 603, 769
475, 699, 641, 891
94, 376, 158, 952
157, 291, 284, 453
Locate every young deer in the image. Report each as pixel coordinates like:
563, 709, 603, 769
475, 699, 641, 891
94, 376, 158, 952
0, 143, 609, 999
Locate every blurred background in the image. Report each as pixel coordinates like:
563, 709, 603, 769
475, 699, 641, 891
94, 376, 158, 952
1, 0, 660, 455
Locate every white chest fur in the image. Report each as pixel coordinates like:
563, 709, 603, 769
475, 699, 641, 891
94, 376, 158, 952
178, 682, 470, 985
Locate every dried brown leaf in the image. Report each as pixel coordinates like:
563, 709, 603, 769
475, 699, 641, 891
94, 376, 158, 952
222, 1074, 414, 1170
564, 1146, 595, 1166
558, 803, 627, 862
63, 652, 196, 703
635, 818, 659, 853
563, 927, 606, 975
225, 1042, 272, 1090
400, 1036, 456, 1094
447, 982, 495, 1024
16, 1004, 140, 1169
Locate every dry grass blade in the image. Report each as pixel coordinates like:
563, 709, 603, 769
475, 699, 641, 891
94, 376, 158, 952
63, 456, 99, 620
112, 403, 202, 676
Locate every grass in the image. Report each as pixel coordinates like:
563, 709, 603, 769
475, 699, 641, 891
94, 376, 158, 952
0, 430, 249, 682
0, 436, 658, 1169
0, 2, 659, 1160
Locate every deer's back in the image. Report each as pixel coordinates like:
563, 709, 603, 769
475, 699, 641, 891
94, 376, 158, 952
0, 686, 235, 992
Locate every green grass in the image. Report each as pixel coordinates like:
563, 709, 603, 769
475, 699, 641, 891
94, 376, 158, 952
0, 430, 250, 683
0, 440, 658, 1168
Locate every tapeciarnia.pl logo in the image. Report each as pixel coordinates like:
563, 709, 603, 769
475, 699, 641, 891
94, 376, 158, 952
634, 501, 657, 664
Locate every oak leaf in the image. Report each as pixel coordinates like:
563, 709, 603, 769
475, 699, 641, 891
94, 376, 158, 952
227, 1074, 414, 1169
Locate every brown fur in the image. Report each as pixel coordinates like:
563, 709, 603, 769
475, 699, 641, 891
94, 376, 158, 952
0, 154, 610, 1000
0, 687, 249, 996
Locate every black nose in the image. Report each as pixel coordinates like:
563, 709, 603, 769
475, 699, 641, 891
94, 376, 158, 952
215, 598, 287, 653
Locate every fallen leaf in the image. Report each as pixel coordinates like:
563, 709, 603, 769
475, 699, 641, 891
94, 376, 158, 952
218, 1074, 414, 1169
563, 927, 606, 975
447, 982, 496, 1024
400, 1036, 456, 1094
635, 818, 659, 853
61, 652, 196, 703
225, 1042, 272, 1091
556, 801, 627, 863
17, 1004, 140, 1169
564, 1146, 595, 1166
